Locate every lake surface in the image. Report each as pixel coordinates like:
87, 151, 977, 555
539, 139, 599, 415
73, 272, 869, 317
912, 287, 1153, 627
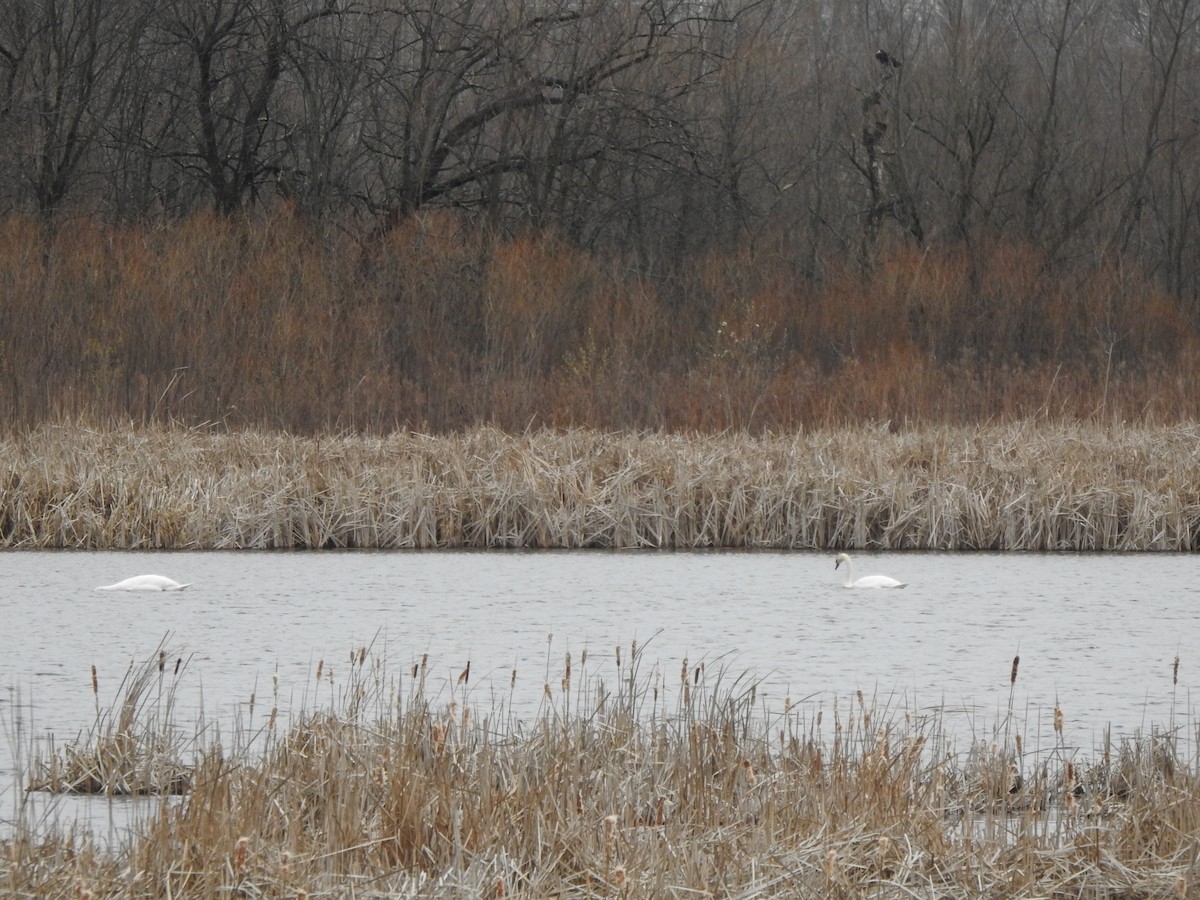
2, 549, 1197, 836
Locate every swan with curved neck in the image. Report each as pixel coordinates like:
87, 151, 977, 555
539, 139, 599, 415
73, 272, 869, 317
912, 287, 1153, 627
95, 575, 192, 592
834, 553, 907, 589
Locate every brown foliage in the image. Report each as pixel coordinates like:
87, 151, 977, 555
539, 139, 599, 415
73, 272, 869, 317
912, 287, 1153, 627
1, 212, 1198, 433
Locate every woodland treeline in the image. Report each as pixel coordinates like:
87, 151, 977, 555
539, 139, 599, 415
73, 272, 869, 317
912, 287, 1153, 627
3, 0, 1200, 432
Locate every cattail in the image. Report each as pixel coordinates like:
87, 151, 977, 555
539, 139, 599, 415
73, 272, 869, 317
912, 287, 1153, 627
91, 665, 98, 695
603, 814, 618, 871
421, 653, 428, 671
358, 646, 366, 665
412, 662, 419, 678
1173, 655, 1180, 686
615, 644, 621, 668
315, 659, 324, 681
604, 814, 618, 839
1054, 706, 1064, 735
824, 848, 838, 882
742, 758, 757, 787
1010, 655, 1020, 684
613, 867, 627, 889
511, 668, 517, 687
1015, 734, 1023, 755
280, 851, 290, 880
174, 657, 182, 676
158, 650, 165, 673
234, 836, 249, 875
494, 876, 507, 898
458, 660, 470, 684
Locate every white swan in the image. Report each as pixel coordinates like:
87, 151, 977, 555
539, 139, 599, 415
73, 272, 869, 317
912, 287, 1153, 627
834, 553, 907, 589
95, 575, 192, 592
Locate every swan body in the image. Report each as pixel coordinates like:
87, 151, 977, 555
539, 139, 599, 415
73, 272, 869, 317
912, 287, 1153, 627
95, 575, 192, 592
834, 553, 907, 589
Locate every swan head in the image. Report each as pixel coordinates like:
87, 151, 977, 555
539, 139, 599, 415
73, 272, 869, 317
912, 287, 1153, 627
834, 552, 851, 569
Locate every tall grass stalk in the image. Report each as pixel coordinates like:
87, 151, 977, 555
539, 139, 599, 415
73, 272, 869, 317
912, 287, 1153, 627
3, 422, 1200, 550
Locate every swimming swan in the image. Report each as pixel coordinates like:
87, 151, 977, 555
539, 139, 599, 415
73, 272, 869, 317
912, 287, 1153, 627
834, 553, 907, 589
95, 575, 192, 592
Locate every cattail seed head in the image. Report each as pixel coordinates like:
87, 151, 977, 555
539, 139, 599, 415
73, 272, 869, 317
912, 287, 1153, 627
1173, 655, 1180, 686
1054, 706, 1064, 734
234, 836, 249, 874
315, 659, 324, 681
824, 848, 838, 881
1010, 655, 1020, 685
90, 665, 98, 695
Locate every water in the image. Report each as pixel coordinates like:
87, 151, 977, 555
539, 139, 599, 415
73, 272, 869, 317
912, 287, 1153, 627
2, 549, 1197, 837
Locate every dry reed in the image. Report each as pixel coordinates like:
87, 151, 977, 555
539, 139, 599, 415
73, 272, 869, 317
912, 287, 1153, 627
25, 642, 193, 797
2, 421, 1199, 550
3, 643, 1199, 897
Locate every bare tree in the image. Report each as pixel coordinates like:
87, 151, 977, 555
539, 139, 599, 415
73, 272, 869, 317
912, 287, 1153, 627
0, 0, 143, 215
143, 0, 343, 215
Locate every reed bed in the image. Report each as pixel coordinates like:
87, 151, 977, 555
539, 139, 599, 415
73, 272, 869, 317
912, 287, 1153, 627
4, 644, 1200, 897
2, 421, 1200, 550
24, 643, 193, 797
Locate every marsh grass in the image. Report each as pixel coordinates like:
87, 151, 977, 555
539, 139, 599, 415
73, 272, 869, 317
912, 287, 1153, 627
4, 644, 1200, 897
25, 643, 193, 797
2, 422, 1200, 550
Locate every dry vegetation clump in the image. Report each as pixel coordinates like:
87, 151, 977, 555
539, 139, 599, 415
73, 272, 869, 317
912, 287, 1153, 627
4, 645, 1200, 897
2, 421, 1200, 550
24, 645, 193, 797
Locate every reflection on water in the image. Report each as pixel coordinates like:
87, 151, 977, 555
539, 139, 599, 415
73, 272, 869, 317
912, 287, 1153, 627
2, 549, 1197, 836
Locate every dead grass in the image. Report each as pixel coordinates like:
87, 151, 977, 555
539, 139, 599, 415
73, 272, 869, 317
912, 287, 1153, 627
24, 642, 193, 797
2, 421, 1200, 550
4, 644, 1200, 897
